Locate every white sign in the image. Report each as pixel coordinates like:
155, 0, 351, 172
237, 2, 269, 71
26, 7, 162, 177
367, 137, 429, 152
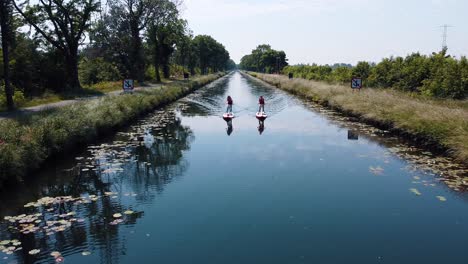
123, 79, 134, 91
351, 78, 362, 89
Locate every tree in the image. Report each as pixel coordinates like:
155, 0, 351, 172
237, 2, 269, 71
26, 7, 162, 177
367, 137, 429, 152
148, 0, 186, 81
239, 44, 288, 73
0, 0, 14, 110
352, 61, 371, 80
192, 35, 230, 74
173, 33, 196, 75
13, 0, 99, 92
106, 0, 159, 83
226, 59, 237, 71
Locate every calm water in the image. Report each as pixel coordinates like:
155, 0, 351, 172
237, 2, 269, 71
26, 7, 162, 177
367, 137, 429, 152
1, 72, 468, 264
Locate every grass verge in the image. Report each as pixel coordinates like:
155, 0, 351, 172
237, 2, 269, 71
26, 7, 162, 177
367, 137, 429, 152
246, 72, 468, 164
0, 73, 225, 188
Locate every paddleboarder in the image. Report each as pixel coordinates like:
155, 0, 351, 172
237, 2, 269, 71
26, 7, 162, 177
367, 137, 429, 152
258, 96, 265, 113
226, 95, 233, 114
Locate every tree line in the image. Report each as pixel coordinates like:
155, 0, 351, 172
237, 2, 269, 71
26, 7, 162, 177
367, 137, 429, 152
0, 0, 235, 110
283, 49, 468, 99
239, 44, 288, 74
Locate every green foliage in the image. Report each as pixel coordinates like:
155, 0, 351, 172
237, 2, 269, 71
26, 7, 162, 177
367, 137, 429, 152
0, 84, 26, 109
145, 65, 158, 81
13, 0, 100, 91
78, 57, 121, 85
283, 51, 468, 99
226, 59, 237, 71
1, 0, 231, 102
86, 81, 122, 93
352, 61, 371, 79
192, 35, 231, 74
169, 64, 186, 78
239, 45, 288, 73
147, 0, 187, 80
283, 64, 349, 82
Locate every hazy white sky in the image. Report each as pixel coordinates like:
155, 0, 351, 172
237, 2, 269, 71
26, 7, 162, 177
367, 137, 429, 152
182, 0, 468, 65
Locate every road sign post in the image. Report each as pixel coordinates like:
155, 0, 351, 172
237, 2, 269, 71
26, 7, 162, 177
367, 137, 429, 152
123, 79, 134, 93
351, 77, 362, 91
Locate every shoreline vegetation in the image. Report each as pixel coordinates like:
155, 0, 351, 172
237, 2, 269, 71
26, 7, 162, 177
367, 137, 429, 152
0, 73, 226, 188
245, 71, 468, 165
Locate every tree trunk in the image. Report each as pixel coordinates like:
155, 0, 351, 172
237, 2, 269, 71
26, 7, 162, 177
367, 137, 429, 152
64, 49, 81, 92
130, 21, 144, 83
153, 41, 161, 83
162, 63, 170, 79
154, 59, 161, 83
0, 0, 14, 110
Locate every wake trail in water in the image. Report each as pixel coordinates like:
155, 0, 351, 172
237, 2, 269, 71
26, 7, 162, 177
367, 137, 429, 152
179, 72, 292, 119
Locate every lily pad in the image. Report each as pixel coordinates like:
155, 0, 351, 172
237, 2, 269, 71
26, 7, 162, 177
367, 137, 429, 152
409, 188, 422, 196
29, 249, 41, 255
113, 213, 122, 218
124, 210, 134, 215
369, 166, 384, 175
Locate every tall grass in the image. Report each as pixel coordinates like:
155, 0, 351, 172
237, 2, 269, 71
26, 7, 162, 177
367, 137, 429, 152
247, 72, 468, 164
0, 73, 225, 188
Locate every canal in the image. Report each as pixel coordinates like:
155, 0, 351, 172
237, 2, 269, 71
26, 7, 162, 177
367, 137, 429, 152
1, 72, 468, 264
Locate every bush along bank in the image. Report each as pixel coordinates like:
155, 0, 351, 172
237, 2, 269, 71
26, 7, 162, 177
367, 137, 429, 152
245, 72, 468, 165
0, 73, 226, 188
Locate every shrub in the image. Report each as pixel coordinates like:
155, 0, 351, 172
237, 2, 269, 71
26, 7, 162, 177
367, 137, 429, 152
79, 57, 121, 85
283, 51, 468, 99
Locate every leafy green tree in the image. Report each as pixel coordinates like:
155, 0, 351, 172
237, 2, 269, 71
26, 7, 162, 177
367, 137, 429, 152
281, 49, 467, 99
10, 33, 43, 96
192, 35, 230, 74
104, 0, 159, 83
13, 0, 100, 92
173, 33, 197, 75
148, 0, 186, 81
352, 61, 371, 80
226, 59, 237, 70
78, 57, 121, 85
239, 44, 288, 73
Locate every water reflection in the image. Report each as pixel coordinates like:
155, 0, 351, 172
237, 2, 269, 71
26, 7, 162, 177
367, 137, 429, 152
258, 120, 265, 135
1, 72, 468, 264
226, 120, 233, 136
0, 108, 194, 264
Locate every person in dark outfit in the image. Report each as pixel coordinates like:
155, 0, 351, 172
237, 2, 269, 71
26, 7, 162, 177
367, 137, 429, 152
226, 96, 233, 113
258, 96, 265, 113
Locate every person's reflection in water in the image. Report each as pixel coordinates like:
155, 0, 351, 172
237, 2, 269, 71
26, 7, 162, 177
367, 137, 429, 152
226, 120, 233, 136
258, 120, 265, 135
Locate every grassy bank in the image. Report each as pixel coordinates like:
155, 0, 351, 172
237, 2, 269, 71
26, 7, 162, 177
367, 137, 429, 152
0, 73, 225, 188
246, 72, 468, 164
0, 81, 132, 112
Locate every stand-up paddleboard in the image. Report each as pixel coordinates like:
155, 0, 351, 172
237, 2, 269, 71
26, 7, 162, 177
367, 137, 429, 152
223, 113, 235, 121
256, 112, 267, 121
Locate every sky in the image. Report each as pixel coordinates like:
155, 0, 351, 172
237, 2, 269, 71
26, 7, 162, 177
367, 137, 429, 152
181, 0, 468, 65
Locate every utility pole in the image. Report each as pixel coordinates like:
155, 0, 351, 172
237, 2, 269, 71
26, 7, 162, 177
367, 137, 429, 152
440, 24, 453, 51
